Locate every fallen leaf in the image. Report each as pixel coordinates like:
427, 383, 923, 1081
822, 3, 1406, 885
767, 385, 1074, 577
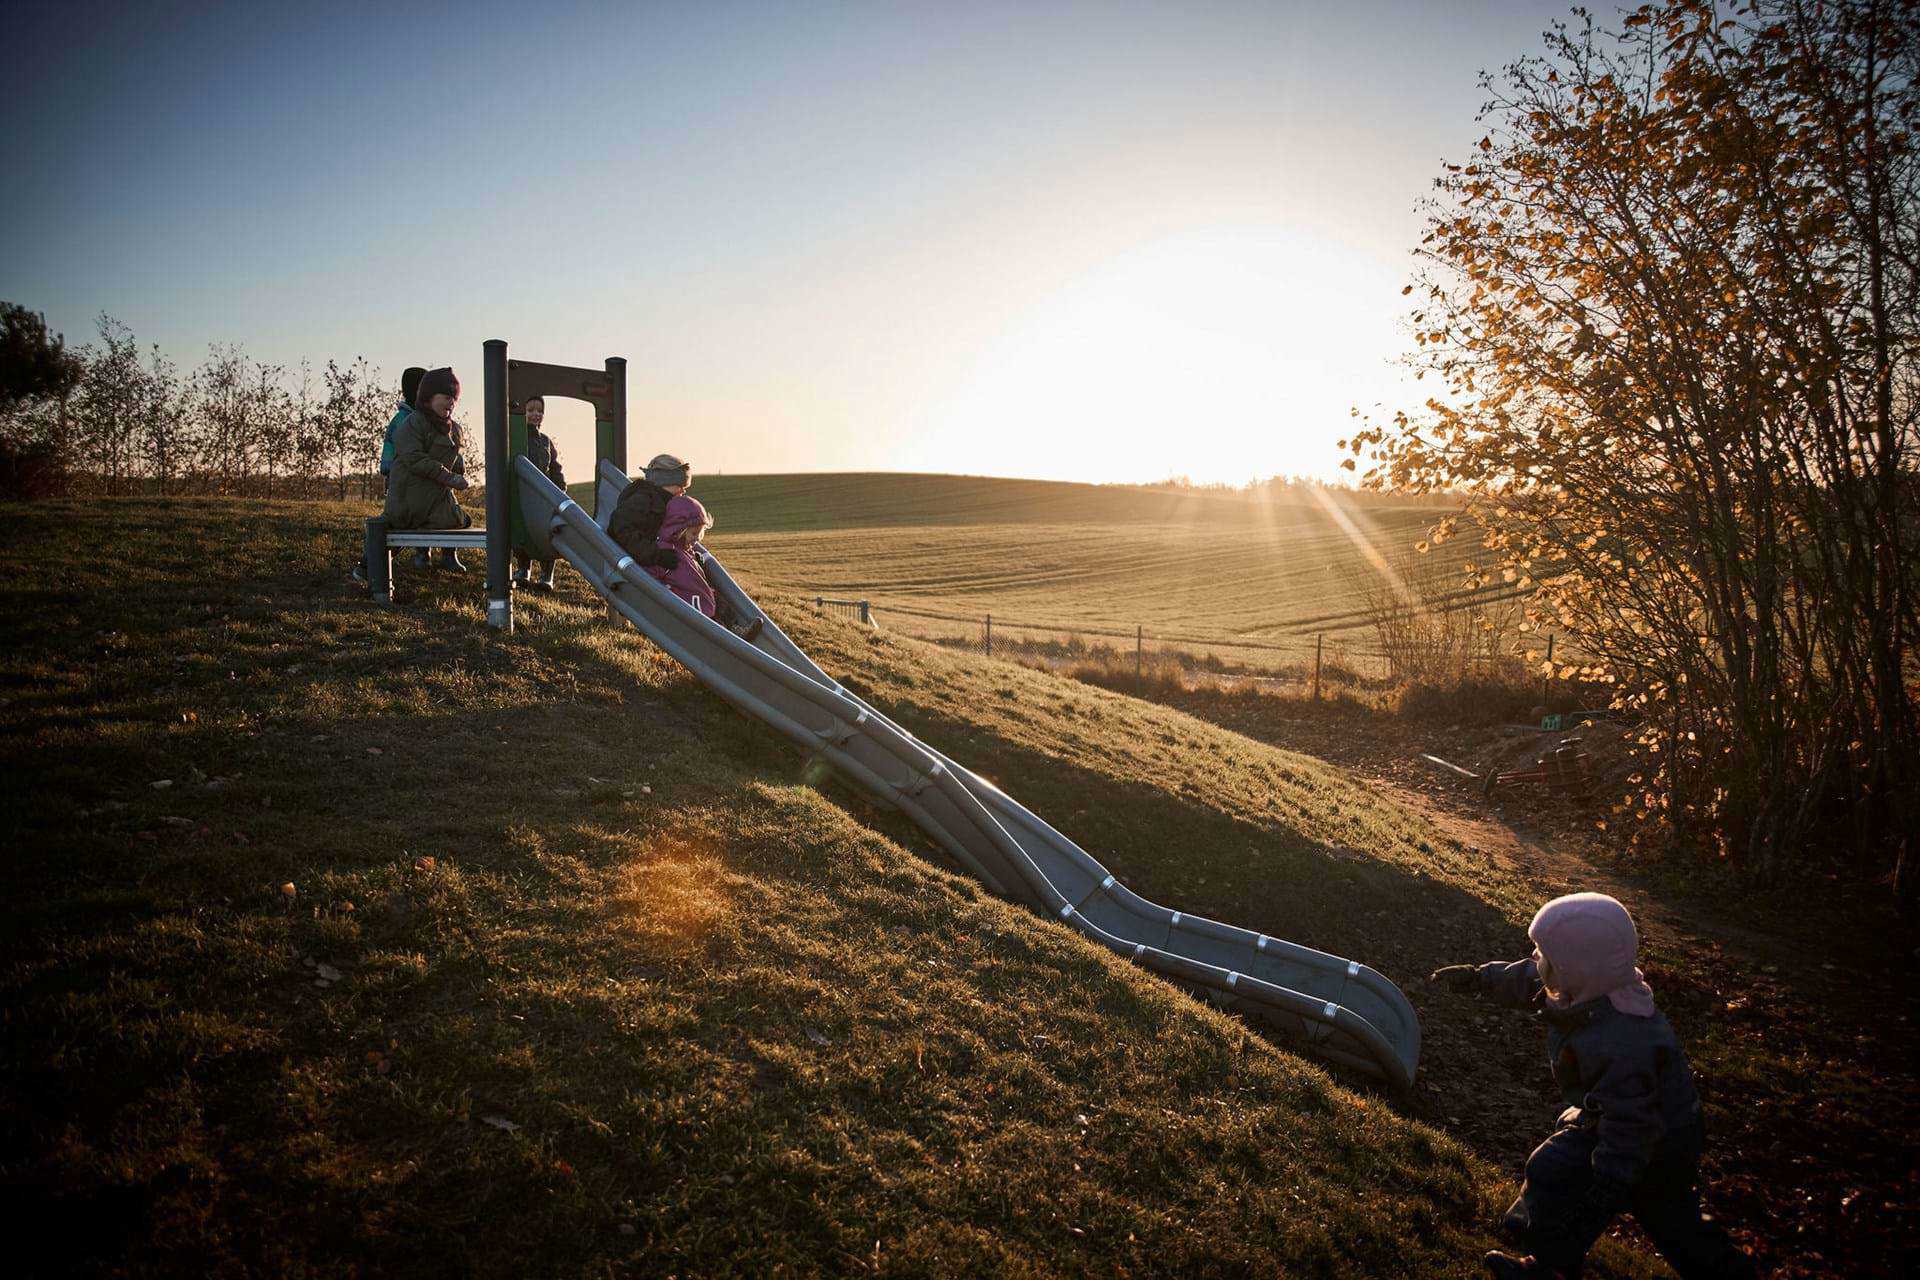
281, 882, 297, 900
315, 964, 342, 982
804, 1027, 830, 1046
481, 1115, 521, 1133
151, 780, 173, 790
366, 747, 384, 756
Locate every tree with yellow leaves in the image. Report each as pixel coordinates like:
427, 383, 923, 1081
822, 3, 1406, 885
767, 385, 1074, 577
1348, 0, 1918, 911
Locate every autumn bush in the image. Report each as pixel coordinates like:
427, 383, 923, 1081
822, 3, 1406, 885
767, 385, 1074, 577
1351, 0, 1919, 910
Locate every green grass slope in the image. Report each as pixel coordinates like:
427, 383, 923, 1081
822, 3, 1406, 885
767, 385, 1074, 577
2, 499, 1657, 1278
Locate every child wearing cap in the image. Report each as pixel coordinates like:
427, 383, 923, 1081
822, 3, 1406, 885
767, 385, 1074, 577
511, 394, 566, 592
632, 455, 761, 641
1430, 893, 1754, 1280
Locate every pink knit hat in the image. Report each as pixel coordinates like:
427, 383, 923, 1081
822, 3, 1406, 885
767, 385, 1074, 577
1528, 892, 1657, 1017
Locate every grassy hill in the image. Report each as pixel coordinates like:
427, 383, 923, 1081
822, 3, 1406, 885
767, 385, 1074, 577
586, 473, 1500, 661
2, 498, 1669, 1277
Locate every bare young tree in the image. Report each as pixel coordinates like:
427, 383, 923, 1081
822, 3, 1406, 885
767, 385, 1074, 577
320, 358, 359, 500
193, 344, 250, 494
141, 344, 186, 495
72, 315, 146, 493
355, 360, 392, 499
246, 358, 290, 499
289, 360, 325, 495
319, 357, 387, 500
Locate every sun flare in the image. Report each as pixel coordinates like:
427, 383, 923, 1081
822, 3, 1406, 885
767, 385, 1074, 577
923, 228, 1413, 485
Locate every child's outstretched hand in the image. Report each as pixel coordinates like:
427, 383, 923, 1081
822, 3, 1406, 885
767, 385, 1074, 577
1429, 964, 1479, 993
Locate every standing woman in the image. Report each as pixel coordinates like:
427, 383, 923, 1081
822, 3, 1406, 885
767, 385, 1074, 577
382, 366, 473, 572
511, 394, 566, 591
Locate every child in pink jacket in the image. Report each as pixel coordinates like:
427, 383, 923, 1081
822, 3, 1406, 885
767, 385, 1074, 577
640, 456, 761, 641
648, 491, 720, 616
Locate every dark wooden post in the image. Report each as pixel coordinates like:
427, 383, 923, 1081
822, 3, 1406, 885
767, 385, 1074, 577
1541, 633, 1556, 705
985, 614, 992, 656
1136, 625, 1143, 688
1313, 633, 1323, 701
605, 356, 628, 473
482, 338, 511, 632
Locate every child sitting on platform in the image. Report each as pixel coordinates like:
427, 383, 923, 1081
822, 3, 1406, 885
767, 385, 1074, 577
1430, 893, 1754, 1280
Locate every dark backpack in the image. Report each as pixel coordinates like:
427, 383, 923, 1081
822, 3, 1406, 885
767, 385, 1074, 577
607, 478, 671, 559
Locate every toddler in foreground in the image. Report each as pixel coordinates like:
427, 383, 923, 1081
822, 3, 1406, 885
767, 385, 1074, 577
1431, 893, 1755, 1279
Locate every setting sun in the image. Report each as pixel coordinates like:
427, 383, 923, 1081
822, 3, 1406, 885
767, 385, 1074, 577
918, 227, 1412, 484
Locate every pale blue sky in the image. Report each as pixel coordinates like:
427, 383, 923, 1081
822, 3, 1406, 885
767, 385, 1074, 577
4, 0, 1563, 482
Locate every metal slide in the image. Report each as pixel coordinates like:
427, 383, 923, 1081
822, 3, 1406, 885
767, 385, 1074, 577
511, 456, 1420, 1089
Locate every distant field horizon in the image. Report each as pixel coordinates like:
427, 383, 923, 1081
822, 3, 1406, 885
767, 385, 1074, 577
651, 470, 1452, 534
588, 470, 1512, 667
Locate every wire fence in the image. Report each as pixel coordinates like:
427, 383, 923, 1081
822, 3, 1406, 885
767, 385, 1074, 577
810, 596, 875, 626
807, 592, 1562, 695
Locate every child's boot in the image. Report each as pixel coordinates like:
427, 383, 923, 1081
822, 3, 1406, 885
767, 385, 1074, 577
535, 562, 558, 592
439, 549, 467, 573
410, 549, 431, 571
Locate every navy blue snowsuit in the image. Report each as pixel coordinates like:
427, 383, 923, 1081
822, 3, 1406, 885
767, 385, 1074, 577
1474, 957, 1754, 1278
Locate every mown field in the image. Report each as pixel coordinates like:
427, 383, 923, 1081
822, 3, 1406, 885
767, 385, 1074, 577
659, 473, 1503, 665
3, 496, 1705, 1278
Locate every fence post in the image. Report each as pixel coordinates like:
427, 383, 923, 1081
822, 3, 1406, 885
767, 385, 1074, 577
814, 596, 822, 611
1136, 625, 1143, 689
1313, 633, 1323, 701
858, 600, 871, 626
985, 613, 992, 656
